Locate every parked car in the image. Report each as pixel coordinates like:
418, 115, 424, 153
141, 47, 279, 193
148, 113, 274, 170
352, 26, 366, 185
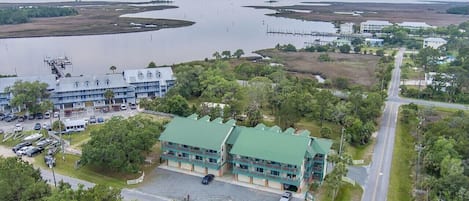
28, 114, 35, 120
89, 116, 96, 124
97, 117, 104, 123
17, 116, 25, 122
120, 104, 127, 110
47, 146, 59, 156
12, 141, 32, 153
0, 113, 5, 120
0, 129, 4, 134
53, 112, 59, 118
36, 138, 53, 148
130, 103, 137, 110
44, 155, 56, 167
14, 124, 23, 132
24, 133, 43, 142
201, 174, 215, 185
34, 123, 42, 130
26, 147, 43, 157
44, 112, 51, 119
279, 192, 293, 201
16, 146, 33, 156
36, 113, 43, 119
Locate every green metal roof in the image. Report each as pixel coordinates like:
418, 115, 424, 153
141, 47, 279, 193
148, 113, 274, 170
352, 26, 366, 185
159, 116, 234, 151
230, 127, 311, 166
311, 137, 333, 155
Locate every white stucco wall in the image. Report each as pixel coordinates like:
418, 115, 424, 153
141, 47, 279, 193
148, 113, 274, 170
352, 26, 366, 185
253, 177, 266, 186
268, 180, 282, 190
207, 168, 220, 176
194, 165, 206, 174
168, 160, 179, 168
238, 174, 251, 183
180, 162, 192, 170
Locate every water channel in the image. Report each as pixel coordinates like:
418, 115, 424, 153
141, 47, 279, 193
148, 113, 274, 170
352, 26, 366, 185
0, 0, 465, 76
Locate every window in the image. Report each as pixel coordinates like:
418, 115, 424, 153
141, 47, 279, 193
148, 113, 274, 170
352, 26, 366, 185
271, 170, 279, 176
209, 158, 217, 163
195, 155, 203, 161
240, 164, 248, 169
182, 145, 189, 148
96, 80, 99, 86
182, 153, 189, 158
256, 167, 264, 173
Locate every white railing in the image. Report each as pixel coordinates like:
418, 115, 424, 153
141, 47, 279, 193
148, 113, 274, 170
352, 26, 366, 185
127, 171, 145, 185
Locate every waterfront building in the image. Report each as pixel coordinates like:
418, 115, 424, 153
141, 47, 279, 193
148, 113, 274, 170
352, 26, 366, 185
365, 38, 384, 47
0, 75, 56, 112
159, 114, 236, 176
334, 38, 352, 47
123, 67, 175, 99
159, 114, 332, 192
397, 21, 433, 31
423, 37, 447, 49
50, 74, 136, 109
340, 23, 354, 34
360, 20, 392, 33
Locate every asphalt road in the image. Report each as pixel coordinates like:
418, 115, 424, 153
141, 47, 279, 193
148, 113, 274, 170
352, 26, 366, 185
361, 48, 469, 201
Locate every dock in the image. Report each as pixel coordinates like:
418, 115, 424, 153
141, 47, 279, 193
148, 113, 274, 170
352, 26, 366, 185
44, 56, 72, 79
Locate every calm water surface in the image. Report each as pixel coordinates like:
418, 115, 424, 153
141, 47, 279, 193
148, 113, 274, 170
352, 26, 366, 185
0, 0, 464, 76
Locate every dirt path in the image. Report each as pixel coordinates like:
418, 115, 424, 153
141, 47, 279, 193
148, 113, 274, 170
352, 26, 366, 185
0, 145, 35, 164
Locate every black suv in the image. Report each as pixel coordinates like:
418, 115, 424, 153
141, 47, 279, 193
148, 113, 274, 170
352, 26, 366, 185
36, 113, 43, 119
12, 141, 32, 153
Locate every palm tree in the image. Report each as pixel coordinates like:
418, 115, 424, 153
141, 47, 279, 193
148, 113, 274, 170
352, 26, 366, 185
104, 89, 114, 107
109, 66, 117, 74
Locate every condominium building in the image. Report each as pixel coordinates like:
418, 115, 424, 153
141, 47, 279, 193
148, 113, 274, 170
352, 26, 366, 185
159, 114, 332, 193
397, 21, 433, 31
50, 74, 136, 109
0, 75, 56, 112
423, 37, 447, 49
123, 67, 175, 99
159, 114, 236, 176
360, 20, 392, 33
340, 23, 354, 34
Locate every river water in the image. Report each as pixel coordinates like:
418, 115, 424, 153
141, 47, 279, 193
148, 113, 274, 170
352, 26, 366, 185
0, 0, 464, 76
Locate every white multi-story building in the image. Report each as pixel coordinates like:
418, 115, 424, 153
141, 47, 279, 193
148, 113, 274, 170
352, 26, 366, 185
423, 37, 447, 49
397, 22, 433, 31
123, 67, 175, 99
360, 20, 392, 33
340, 23, 354, 34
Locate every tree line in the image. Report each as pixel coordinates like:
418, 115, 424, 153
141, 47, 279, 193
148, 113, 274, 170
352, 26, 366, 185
401, 105, 469, 201
0, 7, 78, 25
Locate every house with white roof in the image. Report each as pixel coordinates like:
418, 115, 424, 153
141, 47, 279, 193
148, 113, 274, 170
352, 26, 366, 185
423, 37, 447, 49
340, 23, 354, 34
397, 21, 433, 31
123, 67, 175, 99
360, 20, 392, 33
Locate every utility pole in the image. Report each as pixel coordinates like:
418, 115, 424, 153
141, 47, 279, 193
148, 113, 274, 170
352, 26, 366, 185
339, 127, 345, 156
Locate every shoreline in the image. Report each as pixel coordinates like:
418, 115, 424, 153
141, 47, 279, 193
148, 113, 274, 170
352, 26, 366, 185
0, 2, 194, 39
249, 1, 469, 27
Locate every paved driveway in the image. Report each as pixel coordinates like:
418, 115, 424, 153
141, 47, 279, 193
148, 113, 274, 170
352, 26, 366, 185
136, 168, 302, 201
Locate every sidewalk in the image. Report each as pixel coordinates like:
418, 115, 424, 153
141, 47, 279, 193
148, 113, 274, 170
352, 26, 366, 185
159, 165, 306, 200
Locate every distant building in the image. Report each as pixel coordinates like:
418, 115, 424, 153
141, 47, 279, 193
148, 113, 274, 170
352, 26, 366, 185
305, 37, 336, 46
64, 119, 87, 133
0, 75, 56, 112
334, 38, 352, 47
50, 74, 136, 110
360, 20, 392, 33
123, 67, 175, 99
423, 37, 447, 49
159, 114, 333, 192
340, 23, 354, 34
397, 21, 433, 31
365, 38, 384, 47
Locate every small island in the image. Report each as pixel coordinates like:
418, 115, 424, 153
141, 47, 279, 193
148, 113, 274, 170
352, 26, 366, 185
0, 1, 194, 38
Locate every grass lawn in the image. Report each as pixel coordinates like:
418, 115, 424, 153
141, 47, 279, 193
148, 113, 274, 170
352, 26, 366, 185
68, 124, 103, 147
388, 108, 415, 201
35, 153, 129, 188
316, 183, 363, 201
347, 140, 374, 164
1, 130, 48, 147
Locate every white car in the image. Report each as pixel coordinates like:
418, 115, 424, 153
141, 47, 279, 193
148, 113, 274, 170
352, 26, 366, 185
120, 104, 127, 110
16, 146, 33, 156
14, 124, 23, 132
279, 192, 292, 201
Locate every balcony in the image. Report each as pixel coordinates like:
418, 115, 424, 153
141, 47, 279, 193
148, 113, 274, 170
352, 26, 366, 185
232, 167, 300, 184
163, 144, 220, 157
161, 153, 219, 169
233, 158, 298, 173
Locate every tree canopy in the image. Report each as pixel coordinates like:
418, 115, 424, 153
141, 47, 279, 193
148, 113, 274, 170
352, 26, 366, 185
81, 116, 163, 173
5, 80, 50, 113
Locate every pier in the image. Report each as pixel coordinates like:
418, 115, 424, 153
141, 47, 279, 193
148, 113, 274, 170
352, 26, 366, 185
44, 56, 72, 79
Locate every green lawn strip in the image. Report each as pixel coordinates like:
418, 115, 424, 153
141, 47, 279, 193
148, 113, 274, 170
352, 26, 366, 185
68, 124, 103, 147
387, 110, 415, 201
35, 153, 129, 188
346, 140, 373, 164
1, 130, 47, 147
316, 183, 363, 201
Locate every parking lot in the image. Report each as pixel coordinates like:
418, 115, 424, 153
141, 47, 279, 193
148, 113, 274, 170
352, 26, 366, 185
0, 107, 139, 134
136, 168, 303, 201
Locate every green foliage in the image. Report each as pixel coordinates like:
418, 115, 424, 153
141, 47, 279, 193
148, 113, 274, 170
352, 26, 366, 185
221, 50, 231, 59
447, 6, 469, 15
232, 49, 244, 58
109, 66, 117, 73
103, 89, 114, 105
52, 120, 65, 132
81, 116, 162, 173
376, 49, 385, 57
277, 44, 297, 52
44, 182, 122, 201
5, 80, 50, 113
0, 157, 51, 201
0, 7, 78, 25
351, 38, 363, 46
339, 45, 351, 53
318, 53, 332, 62
147, 61, 157, 68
